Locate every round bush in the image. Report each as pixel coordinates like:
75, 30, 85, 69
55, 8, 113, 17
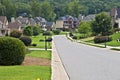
53, 30, 61, 35
0, 37, 25, 65
10, 30, 22, 38
72, 36, 77, 39
19, 36, 32, 46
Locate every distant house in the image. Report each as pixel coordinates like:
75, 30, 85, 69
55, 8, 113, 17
55, 15, 79, 30
16, 16, 29, 28
34, 17, 46, 27
8, 21, 22, 31
28, 18, 36, 26
110, 8, 120, 28
55, 20, 64, 30
45, 22, 54, 31
79, 14, 95, 22
0, 16, 9, 36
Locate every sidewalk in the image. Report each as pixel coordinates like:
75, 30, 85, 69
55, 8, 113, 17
51, 41, 69, 80
28, 48, 52, 51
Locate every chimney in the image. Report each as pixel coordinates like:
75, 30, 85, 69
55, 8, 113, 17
11, 17, 15, 22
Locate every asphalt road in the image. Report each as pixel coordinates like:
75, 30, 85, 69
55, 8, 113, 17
53, 35, 120, 80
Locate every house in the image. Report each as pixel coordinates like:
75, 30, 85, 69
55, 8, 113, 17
8, 21, 22, 31
45, 22, 54, 31
55, 15, 79, 30
79, 14, 95, 22
34, 17, 46, 27
16, 16, 29, 28
0, 16, 9, 36
28, 18, 36, 26
110, 8, 120, 28
55, 20, 64, 30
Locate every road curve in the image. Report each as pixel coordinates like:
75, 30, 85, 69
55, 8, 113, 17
53, 35, 120, 80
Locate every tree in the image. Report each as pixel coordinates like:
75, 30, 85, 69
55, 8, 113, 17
65, 1, 81, 17
92, 12, 111, 36
23, 26, 33, 36
40, 1, 55, 21
33, 26, 40, 36
78, 22, 92, 35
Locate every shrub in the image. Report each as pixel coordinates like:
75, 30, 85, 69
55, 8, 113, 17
0, 37, 25, 65
23, 26, 33, 36
72, 36, 77, 39
10, 30, 22, 38
94, 36, 112, 43
31, 44, 37, 46
33, 26, 40, 36
46, 37, 52, 42
69, 32, 73, 36
43, 31, 51, 36
19, 36, 32, 46
53, 30, 61, 35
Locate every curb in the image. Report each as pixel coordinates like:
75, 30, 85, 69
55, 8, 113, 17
51, 41, 70, 80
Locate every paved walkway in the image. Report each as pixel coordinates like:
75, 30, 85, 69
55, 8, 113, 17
28, 48, 52, 51
51, 41, 69, 80
54, 35, 120, 80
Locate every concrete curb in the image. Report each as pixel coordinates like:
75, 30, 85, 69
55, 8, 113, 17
51, 41, 70, 80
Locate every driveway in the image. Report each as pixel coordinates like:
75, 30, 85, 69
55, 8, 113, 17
53, 35, 120, 80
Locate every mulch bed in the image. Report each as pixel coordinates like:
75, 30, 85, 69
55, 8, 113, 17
22, 56, 51, 66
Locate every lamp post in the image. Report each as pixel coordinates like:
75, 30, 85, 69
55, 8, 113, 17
103, 19, 107, 48
43, 25, 47, 50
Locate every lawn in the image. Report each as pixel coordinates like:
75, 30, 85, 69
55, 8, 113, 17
30, 34, 52, 48
27, 50, 51, 60
106, 33, 120, 46
0, 50, 51, 80
0, 66, 51, 80
80, 33, 120, 47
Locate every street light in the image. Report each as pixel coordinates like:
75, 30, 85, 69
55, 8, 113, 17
103, 19, 107, 48
43, 25, 47, 50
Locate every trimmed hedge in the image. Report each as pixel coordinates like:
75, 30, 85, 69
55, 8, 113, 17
94, 36, 112, 43
53, 30, 61, 35
19, 36, 32, 46
0, 37, 25, 65
10, 30, 22, 38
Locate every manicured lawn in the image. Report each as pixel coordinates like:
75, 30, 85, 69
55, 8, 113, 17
106, 33, 120, 46
0, 50, 52, 80
0, 66, 51, 80
27, 50, 51, 60
80, 33, 120, 47
30, 34, 52, 48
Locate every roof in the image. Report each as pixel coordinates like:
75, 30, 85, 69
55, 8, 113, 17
46, 22, 54, 27
83, 14, 95, 21
35, 17, 46, 22
16, 16, 28, 24
58, 15, 78, 21
8, 22, 21, 30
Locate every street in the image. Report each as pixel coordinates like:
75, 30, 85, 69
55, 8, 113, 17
53, 35, 120, 80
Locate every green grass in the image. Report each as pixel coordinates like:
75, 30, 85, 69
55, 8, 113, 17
111, 48, 120, 51
106, 33, 120, 46
30, 34, 52, 48
27, 50, 51, 60
0, 66, 51, 80
0, 50, 52, 80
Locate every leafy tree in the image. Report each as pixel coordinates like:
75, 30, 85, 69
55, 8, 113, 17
23, 26, 33, 36
40, 1, 55, 21
78, 22, 92, 35
33, 26, 40, 36
92, 12, 111, 36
